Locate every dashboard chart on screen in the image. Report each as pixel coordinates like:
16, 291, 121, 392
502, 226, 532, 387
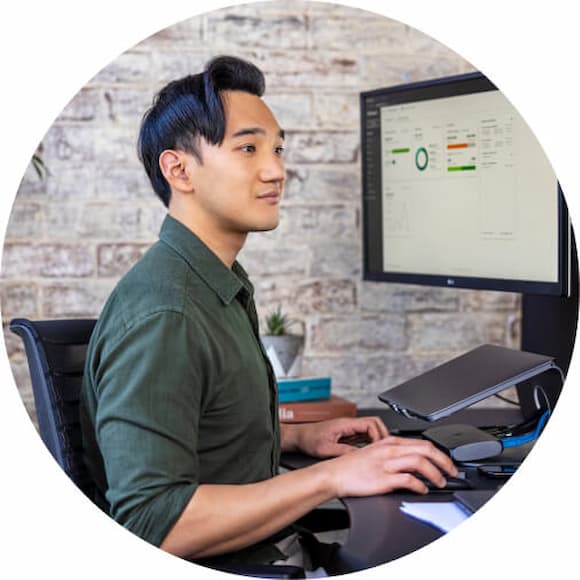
361, 72, 569, 296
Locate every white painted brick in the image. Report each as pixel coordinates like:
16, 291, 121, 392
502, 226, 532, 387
407, 312, 512, 353
12, 164, 47, 198
310, 12, 408, 52
284, 131, 359, 164
43, 126, 96, 163
313, 93, 360, 129
254, 277, 357, 316
361, 54, 463, 88
283, 164, 360, 203
44, 203, 158, 241
94, 127, 142, 165
91, 50, 153, 85
41, 281, 114, 318
97, 244, 151, 277
0, 283, 39, 321
44, 162, 97, 199
207, 12, 308, 49
460, 291, 520, 311
309, 241, 362, 277
210, 2, 311, 18
140, 17, 203, 46
4, 203, 43, 240
151, 50, 213, 84
101, 88, 155, 127
268, 205, 358, 243
407, 26, 459, 56
238, 244, 309, 278
359, 283, 461, 313
2, 243, 95, 278
94, 165, 152, 201
310, 315, 407, 352
58, 88, 102, 122
292, 279, 356, 314
249, 51, 362, 89
263, 93, 313, 129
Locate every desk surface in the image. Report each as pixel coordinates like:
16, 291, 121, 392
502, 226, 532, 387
282, 407, 527, 574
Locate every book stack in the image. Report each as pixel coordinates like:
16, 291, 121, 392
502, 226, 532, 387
277, 376, 357, 423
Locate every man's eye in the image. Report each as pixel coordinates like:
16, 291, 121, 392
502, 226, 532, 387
241, 144, 256, 153
274, 146, 285, 156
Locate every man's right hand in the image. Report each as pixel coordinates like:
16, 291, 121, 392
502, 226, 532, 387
323, 435, 458, 497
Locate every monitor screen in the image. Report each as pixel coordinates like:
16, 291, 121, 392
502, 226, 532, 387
361, 72, 569, 296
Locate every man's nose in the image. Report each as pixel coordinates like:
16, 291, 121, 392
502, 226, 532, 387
259, 152, 286, 183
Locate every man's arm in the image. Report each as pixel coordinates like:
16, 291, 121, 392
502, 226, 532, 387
160, 435, 457, 559
280, 416, 390, 457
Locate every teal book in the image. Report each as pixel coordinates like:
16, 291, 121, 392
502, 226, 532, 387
276, 376, 332, 403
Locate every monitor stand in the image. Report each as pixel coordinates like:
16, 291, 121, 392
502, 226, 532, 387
518, 231, 578, 418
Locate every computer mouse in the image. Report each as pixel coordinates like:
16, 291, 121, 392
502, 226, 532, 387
415, 473, 472, 493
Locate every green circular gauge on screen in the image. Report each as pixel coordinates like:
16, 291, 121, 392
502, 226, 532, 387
415, 147, 429, 171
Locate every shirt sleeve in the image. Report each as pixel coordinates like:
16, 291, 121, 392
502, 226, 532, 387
92, 309, 210, 547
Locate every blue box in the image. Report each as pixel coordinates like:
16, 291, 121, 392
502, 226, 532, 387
277, 376, 332, 403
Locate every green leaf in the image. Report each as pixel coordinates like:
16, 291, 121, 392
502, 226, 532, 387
31, 153, 47, 180
264, 305, 296, 336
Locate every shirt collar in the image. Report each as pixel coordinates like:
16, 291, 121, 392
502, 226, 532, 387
158, 214, 253, 305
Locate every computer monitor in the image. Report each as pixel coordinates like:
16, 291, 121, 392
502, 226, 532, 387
360, 72, 577, 419
360, 72, 571, 297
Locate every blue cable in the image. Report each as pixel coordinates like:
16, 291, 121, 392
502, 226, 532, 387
500, 410, 551, 448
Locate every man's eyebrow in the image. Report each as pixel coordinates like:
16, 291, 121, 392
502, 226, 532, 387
231, 127, 285, 139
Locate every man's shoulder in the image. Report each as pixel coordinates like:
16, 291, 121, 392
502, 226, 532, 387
115, 241, 186, 301
100, 240, 210, 328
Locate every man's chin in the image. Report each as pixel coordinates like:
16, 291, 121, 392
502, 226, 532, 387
251, 218, 280, 232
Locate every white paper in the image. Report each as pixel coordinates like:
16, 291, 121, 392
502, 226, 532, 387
400, 501, 470, 533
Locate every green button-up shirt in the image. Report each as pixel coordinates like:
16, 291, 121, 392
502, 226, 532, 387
80, 214, 282, 561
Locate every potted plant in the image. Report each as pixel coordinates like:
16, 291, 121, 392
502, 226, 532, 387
261, 305, 304, 378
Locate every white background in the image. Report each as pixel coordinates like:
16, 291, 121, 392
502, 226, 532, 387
1, 1, 578, 578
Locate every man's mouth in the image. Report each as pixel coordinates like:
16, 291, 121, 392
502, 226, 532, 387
257, 191, 281, 202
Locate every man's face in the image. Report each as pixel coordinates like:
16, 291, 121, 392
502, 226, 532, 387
184, 90, 286, 236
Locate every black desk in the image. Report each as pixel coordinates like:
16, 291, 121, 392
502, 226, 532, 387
282, 407, 527, 574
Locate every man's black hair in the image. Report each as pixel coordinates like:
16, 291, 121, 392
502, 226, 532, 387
137, 55, 266, 207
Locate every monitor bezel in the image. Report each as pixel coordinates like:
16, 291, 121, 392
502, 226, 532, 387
360, 72, 570, 297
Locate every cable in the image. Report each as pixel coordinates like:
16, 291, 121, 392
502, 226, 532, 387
500, 409, 551, 448
496, 365, 564, 447
533, 384, 552, 413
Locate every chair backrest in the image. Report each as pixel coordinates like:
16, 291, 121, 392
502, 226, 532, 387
10, 318, 97, 500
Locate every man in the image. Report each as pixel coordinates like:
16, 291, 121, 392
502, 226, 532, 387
80, 55, 456, 571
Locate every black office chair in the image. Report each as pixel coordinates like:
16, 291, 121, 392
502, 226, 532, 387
10, 318, 98, 501
10, 317, 346, 579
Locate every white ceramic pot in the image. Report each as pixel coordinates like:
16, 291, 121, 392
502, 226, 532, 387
261, 334, 304, 378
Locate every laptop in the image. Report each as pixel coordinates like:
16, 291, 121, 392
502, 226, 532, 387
378, 344, 557, 422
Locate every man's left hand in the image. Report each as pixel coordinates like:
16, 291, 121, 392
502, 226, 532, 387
281, 417, 390, 458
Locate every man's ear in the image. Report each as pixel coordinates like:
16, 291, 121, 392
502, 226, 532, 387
159, 150, 195, 193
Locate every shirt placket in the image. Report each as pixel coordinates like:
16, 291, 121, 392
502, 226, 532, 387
236, 288, 281, 475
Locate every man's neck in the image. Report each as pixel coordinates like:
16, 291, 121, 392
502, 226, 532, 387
168, 207, 247, 269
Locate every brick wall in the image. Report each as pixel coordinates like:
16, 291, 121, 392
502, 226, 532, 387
1, 1, 520, 422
